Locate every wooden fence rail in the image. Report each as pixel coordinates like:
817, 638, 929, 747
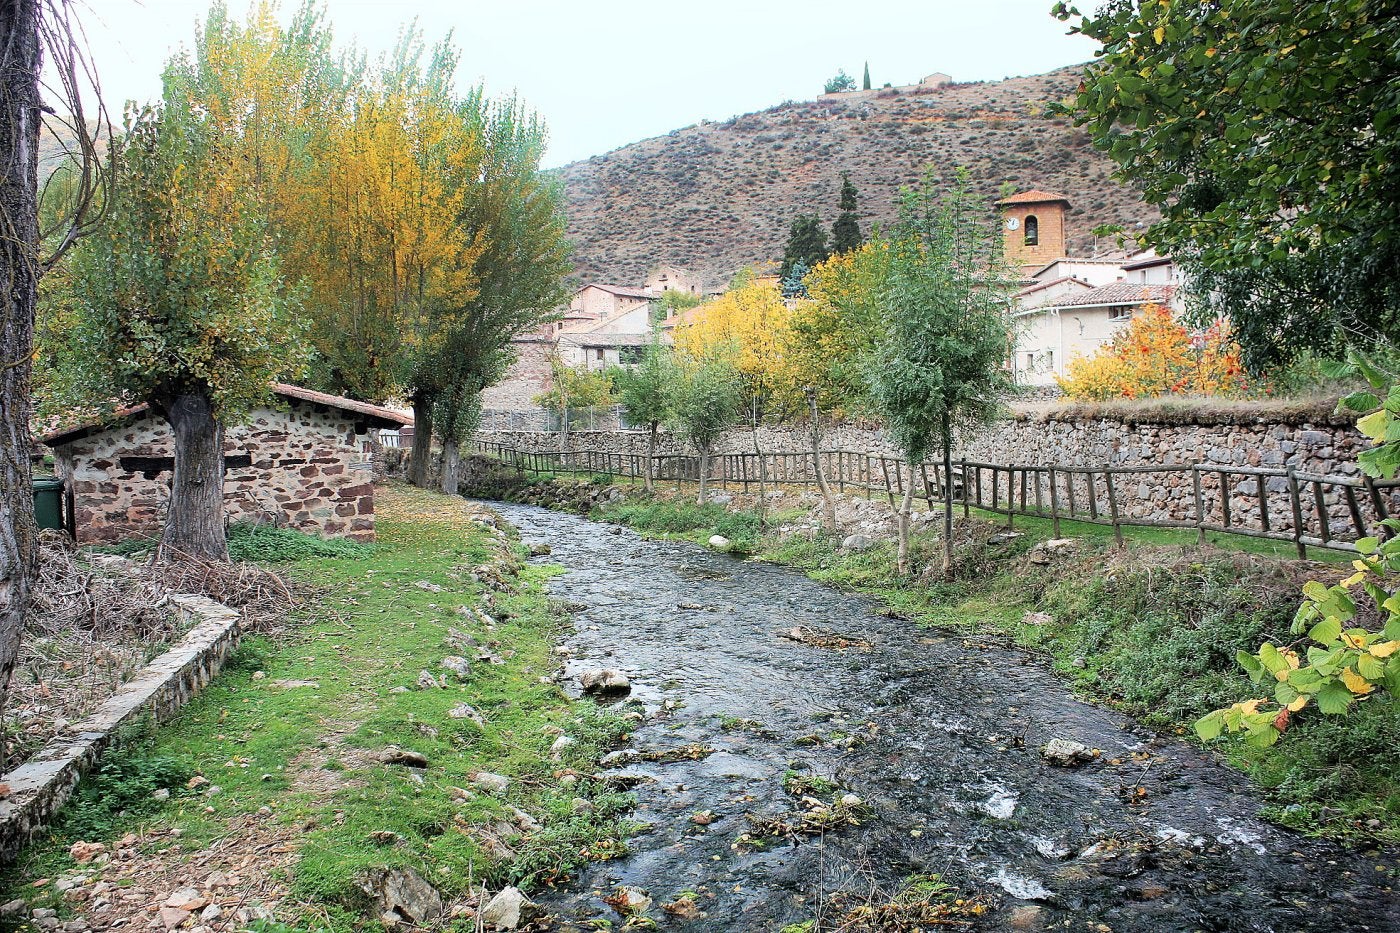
466, 441, 1399, 558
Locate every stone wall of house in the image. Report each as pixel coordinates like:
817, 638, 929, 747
56, 402, 381, 544
480, 337, 554, 413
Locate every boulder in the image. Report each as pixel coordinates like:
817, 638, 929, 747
579, 668, 631, 696
379, 747, 429, 768
527, 543, 552, 556
480, 887, 533, 930
360, 868, 442, 927
469, 771, 511, 794
1041, 738, 1094, 767
708, 534, 731, 549
440, 656, 472, 678
840, 533, 875, 552
448, 703, 486, 726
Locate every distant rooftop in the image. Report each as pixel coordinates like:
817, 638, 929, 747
996, 189, 1071, 206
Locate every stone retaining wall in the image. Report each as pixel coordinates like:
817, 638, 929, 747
473, 404, 1389, 538
0, 591, 242, 862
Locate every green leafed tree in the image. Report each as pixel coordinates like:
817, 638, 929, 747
614, 338, 675, 492
865, 169, 1018, 575
831, 173, 863, 255
780, 214, 830, 282
534, 357, 616, 446
862, 61, 871, 90
53, 103, 307, 561
1053, 0, 1400, 372
664, 355, 742, 505
824, 70, 856, 94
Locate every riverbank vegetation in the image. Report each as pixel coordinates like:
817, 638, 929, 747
467, 466, 1397, 848
0, 485, 635, 929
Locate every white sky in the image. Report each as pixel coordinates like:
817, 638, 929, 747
72, 0, 1098, 168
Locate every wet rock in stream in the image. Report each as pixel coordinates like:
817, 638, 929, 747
490, 499, 1399, 933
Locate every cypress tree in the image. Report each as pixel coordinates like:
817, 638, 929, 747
862, 61, 871, 90
831, 173, 863, 254
780, 214, 830, 280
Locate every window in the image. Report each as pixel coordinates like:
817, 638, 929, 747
595, 348, 604, 361
1025, 352, 1035, 371
1109, 306, 1132, 321
1046, 350, 1054, 372
1024, 215, 1039, 247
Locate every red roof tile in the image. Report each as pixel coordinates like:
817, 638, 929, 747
996, 189, 1071, 206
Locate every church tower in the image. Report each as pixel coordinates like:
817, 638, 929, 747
996, 189, 1070, 271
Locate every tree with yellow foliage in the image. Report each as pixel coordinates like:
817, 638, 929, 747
1056, 304, 1249, 401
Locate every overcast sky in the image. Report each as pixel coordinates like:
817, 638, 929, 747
72, 0, 1098, 168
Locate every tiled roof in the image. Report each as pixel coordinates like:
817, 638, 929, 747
581, 283, 654, 300
996, 189, 1071, 206
558, 332, 661, 348
1052, 283, 1175, 308
1015, 275, 1093, 299
1120, 253, 1173, 271
42, 384, 412, 447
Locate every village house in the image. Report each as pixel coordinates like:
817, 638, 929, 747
43, 384, 411, 544
999, 188, 1185, 387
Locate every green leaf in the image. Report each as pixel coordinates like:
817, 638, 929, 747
1356, 653, 1384, 680
1339, 391, 1381, 413
1194, 710, 1224, 741
1316, 680, 1354, 715
1307, 615, 1342, 645
1236, 650, 1264, 679
1356, 409, 1389, 443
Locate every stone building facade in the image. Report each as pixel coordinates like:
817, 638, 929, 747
44, 385, 412, 544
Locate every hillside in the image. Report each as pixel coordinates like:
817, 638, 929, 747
558, 65, 1155, 288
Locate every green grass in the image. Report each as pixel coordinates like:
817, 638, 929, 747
4, 484, 636, 930
597, 494, 1399, 846
226, 521, 377, 562
598, 498, 765, 554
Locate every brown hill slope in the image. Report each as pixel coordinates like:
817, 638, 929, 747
558, 65, 1154, 288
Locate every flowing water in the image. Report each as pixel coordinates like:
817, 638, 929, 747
490, 501, 1399, 932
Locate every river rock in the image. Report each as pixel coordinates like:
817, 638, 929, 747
579, 668, 631, 695
708, 534, 731, 548
480, 887, 533, 930
549, 735, 576, 759
840, 533, 875, 552
1028, 538, 1075, 565
1041, 738, 1094, 767
528, 543, 552, 556
610, 885, 652, 914
361, 867, 442, 927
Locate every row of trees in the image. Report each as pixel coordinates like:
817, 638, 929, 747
38, 2, 571, 559
604, 170, 1015, 574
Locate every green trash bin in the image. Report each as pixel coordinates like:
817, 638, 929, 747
32, 476, 64, 531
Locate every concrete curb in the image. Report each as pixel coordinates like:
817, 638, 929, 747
0, 593, 243, 862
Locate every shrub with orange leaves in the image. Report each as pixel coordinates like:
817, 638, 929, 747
1056, 304, 1249, 400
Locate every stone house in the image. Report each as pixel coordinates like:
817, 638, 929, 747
43, 384, 412, 544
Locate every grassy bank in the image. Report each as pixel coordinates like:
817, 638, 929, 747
2, 484, 635, 931
585, 489, 1398, 849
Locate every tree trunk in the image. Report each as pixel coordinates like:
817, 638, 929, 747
407, 392, 433, 487
0, 0, 43, 763
896, 462, 916, 576
942, 415, 954, 579
159, 391, 229, 562
438, 440, 461, 495
697, 444, 710, 505
806, 388, 837, 532
644, 421, 657, 493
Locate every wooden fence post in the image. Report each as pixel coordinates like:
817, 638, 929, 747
1364, 475, 1392, 541
1104, 464, 1124, 549
1192, 466, 1207, 546
960, 458, 969, 517
1287, 468, 1308, 559
1049, 467, 1061, 538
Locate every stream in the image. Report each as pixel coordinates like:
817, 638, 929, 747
490, 501, 1399, 932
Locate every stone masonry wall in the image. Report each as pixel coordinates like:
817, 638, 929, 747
474, 407, 1390, 539
56, 401, 380, 544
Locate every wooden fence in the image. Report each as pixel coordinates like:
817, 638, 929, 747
466, 441, 1398, 558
